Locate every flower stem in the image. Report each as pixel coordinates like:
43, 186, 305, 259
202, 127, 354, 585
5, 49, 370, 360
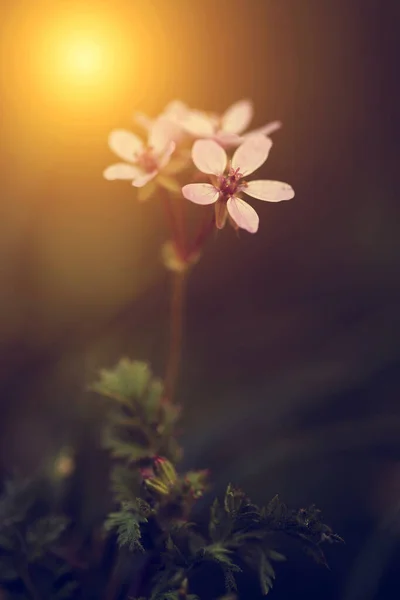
164, 271, 186, 402
189, 210, 215, 257
162, 192, 186, 260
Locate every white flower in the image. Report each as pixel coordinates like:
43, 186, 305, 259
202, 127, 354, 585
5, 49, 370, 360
134, 100, 190, 145
181, 99, 282, 148
103, 117, 176, 190
182, 135, 294, 234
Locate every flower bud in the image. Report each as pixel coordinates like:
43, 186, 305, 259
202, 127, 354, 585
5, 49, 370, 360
153, 456, 177, 487
143, 477, 169, 497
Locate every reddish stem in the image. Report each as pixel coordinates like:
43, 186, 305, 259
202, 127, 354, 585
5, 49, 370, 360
164, 271, 185, 402
188, 210, 216, 258
162, 192, 186, 260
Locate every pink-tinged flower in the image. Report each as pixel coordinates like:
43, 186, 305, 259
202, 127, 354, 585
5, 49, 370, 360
181, 99, 282, 148
182, 135, 294, 234
103, 117, 176, 190
134, 100, 190, 144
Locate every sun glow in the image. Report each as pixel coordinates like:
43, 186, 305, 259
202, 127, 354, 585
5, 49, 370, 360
61, 34, 105, 80
3, 4, 139, 111
1, 1, 171, 135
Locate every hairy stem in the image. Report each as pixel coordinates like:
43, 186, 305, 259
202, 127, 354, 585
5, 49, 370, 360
189, 210, 215, 257
164, 271, 186, 403
162, 192, 186, 260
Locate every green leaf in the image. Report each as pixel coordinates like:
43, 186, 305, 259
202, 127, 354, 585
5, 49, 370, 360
200, 544, 241, 572
104, 501, 146, 552
258, 551, 276, 595
102, 430, 151, 462
146, 379, 164, 416
26, 516, 68, 561
110, 465, 141, 504
93, 359, 151, 402
224, 484, 245, 515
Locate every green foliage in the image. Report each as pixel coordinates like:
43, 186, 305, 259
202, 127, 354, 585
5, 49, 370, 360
104, 499, 151, 552
0, 359, 343, 600
91, 359, 182, 465
0, 476, 77, 600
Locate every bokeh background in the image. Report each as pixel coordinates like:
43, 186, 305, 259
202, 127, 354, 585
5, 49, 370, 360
1, 0, 400, 598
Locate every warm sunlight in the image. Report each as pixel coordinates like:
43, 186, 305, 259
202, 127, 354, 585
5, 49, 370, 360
1, 1, 173, 131
60, 34, 105, 80
43, 20, 123, 97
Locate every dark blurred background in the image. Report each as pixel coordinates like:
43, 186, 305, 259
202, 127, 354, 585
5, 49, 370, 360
1, 0, 400, 598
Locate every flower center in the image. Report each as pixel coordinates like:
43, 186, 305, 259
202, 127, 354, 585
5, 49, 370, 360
136, 146, 159, 173
217, 165, 246, 199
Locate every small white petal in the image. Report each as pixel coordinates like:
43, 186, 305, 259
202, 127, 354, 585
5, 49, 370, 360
231, 134, 272, 176
227, 197, 259, 233
103, 163, 142, 181
132, 171, 158, 187
221, 99, 253, 135
108, 130, 143, 162
182, 183, 219, 205
245, 120, 282, 138
158, 141, 176, 169
164, 100, 189, 121
192, 139, 227, 175
134, 112, 153, 131
244, 180, 295, 202
181, 110, 215, 137
148, 117, 179, 153
213, 131, 243, 147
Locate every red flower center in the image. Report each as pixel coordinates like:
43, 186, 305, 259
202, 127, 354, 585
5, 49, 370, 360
217, 165, 246, 199
136, 147, 159, 173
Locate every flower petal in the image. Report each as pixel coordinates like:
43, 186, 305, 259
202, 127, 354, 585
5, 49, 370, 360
213, 131, 243, 147
134, 112, 153, 131
164, 100, 189, 121
221, 99, 253, 135
132, 171, 158, 187
192, 139, 227, 175
158, 141, 176, 169
244, 180, 295, 202
231, 134, 272, 176
245, 120, 282, 138
108, 130, 143, 162
181, 110, 215, 137
227, 197, 259, 233
182, 183, 219, 205
149, 117, 179, 153
103, 163, 142, 180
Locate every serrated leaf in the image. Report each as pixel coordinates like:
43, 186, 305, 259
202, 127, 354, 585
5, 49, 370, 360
26, 516, 68, 561
146, 380, 164, 415
200, 544, 240, 572
259, 551, 276, 595
94, 360, 151, 402
224, 484, 245, 515
104, 505, 145, 552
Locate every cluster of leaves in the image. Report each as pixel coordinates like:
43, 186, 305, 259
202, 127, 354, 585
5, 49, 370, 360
93, 360, 343, 600
0, 476, 77, 599
0, 359, 343, 599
